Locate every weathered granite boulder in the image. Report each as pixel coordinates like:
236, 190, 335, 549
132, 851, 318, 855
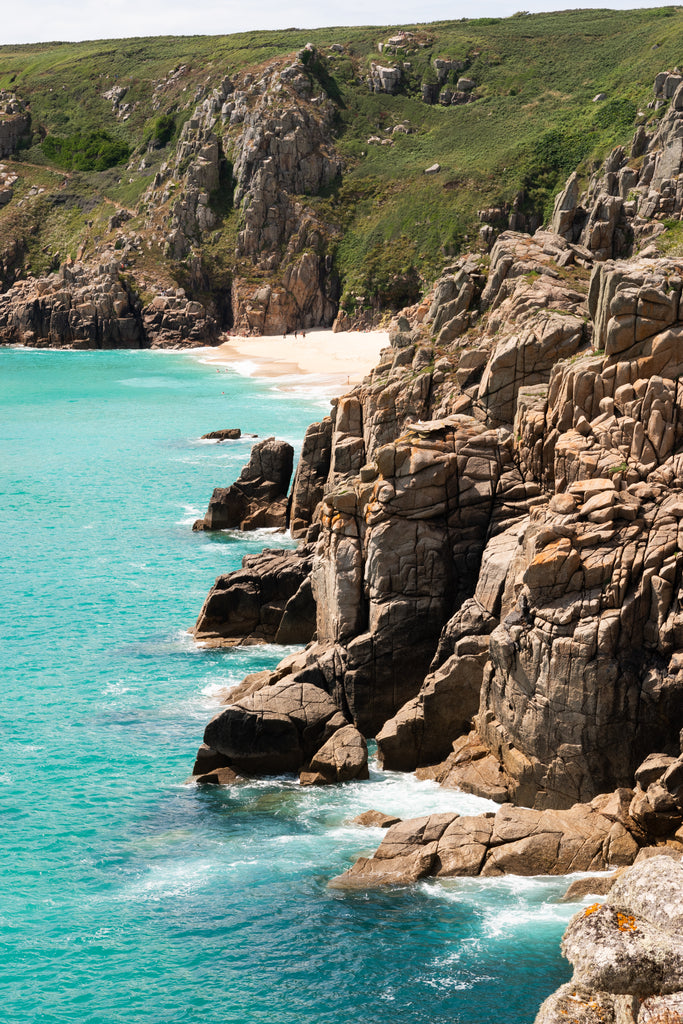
300, 724, 369, 785
203, 680, 348, 775
193, 546, 315, 646
194, 437, 293, 531
367, 63, 402, 94
0, 91, 30, 157
330, 797, 639, 888
140, 291, 218, 348
352, 810, 402, 828
535, 857, 683, 1024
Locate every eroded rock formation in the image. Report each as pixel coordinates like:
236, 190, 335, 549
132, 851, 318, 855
143, 47, 341, 335
193, 437, 293, 532
0, 259, 217, 349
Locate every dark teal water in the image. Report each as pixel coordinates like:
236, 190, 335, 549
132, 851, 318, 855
1, 348, 573, 1024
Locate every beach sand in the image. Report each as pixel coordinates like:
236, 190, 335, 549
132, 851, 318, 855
200, 327, 389, 397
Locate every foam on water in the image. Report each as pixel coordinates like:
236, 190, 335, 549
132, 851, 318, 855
0, 347, 572, 1024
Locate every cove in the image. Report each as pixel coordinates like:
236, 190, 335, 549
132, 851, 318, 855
1, 348, 573, 1024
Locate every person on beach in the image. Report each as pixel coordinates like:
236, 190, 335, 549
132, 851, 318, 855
294, 330, 298, 339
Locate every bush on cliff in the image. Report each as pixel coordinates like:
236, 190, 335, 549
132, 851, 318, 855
41, 130, 130, 172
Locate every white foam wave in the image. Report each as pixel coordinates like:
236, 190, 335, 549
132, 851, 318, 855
102, 682, 131, 696
119, 858, 221, 902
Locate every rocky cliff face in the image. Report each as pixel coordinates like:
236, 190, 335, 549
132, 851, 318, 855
0, 91, 30, 158
0, 257, 217, 349
193, 211, 683, 817
143, 46, 341, 335
550, 71, 683, 260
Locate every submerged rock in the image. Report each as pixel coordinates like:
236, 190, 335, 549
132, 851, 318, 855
200, 428, 242, 440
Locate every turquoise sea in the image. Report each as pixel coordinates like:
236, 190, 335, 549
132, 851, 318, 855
1, 348, 575, 1024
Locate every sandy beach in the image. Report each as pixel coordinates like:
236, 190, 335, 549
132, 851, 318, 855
200, 327, 389, 397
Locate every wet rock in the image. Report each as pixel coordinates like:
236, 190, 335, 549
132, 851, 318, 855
352, 810, 402, 828
200, 428, 242, 440
192, 766, 243, 786
330, 798, 639, 889
561, 873, 619, 902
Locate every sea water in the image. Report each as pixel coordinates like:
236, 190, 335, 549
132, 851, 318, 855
1, 348, 576, 1024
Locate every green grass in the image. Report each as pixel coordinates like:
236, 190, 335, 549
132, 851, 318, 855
0, 7, 681, 308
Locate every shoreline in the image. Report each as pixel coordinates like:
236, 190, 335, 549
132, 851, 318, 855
195, 327, 389, 397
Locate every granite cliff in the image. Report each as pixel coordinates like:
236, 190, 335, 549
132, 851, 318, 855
191, 69, 683, 878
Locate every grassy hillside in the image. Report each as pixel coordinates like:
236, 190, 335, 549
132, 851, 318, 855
0, 7, 681, 310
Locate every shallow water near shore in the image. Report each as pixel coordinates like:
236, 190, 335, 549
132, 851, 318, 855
1, 348, 574, 1023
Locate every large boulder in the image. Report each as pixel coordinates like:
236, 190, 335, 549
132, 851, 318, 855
203, 680, 348, 775
301, 724, 369, 785
194, 437, 294, 531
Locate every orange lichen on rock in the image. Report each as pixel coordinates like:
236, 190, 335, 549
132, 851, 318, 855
616, 912, 638, 933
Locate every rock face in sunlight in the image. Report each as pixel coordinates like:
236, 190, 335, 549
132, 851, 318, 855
199, 679, 368, 780
329, 796, 638, 888
535, 856, 683, 1024
193, 437, 293, 532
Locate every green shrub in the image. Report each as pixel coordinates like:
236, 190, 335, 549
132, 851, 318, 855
42, 131, 130, 171
593, 98, 637, 133
143, 114, 176, 149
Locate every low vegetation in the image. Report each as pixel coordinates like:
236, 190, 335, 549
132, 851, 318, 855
0, 7, 681, 308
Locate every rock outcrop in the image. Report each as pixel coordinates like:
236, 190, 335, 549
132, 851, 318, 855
0, 259, 217, 349
549, 70, 683, 260
0, 260, 145, 349
199, 679, 366, 779
193, 545, 315, 646
193, 437, 293, 531
536, 856, 683, 1024
191, 224, 683, 812
0, 91, 30, 157
143, 48, 341, 335
329, 794, 639, 888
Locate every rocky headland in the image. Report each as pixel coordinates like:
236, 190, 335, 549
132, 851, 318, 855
4, 21, 683, 1018
183, 64, 683, 1020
